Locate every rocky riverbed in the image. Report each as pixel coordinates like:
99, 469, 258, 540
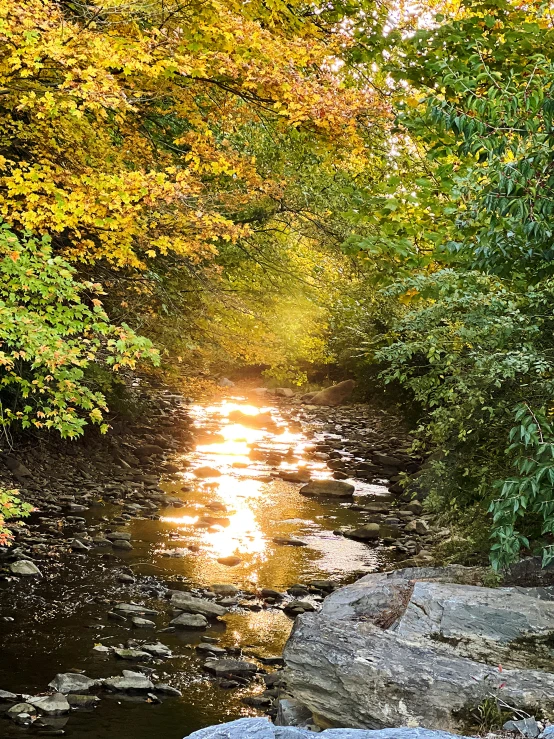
0, 383, 434, 739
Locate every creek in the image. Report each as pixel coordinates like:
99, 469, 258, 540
0, 391, 396, 739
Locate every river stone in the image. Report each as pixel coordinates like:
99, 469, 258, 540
112, 539, 133, 550
48, 673, 98, 694
170, 592, 228, 619
28, 693, 70, 715
141, 642, 173, 657
7, 702, 37, 719
170, 612, 209, 629
0, 690, 18, 701
203, 658, 258, 679
114, 648, 152, 661
113, 603, 158, 617
106, 531, 131, 541
9, 560, 41, 576
279, 470, 312, 483
217, 555, 242, 566
184, 718, 473, 738
344, 523, 379, 541
273, 537, 308, 547
194, 466, 222, 478
132, 616, 156, 629
209, 584, 239, 596
103, 672, 154, 692
299, 480, 354, 498
283, 569, 554, 731
67, 694, 100, 708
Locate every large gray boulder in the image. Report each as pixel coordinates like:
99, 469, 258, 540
283, 567, 554, 732
184, 718, 472, 738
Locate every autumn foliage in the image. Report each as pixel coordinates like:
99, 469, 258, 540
0, 0, 383, 268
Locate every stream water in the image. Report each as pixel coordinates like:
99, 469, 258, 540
0, 393, 392, 739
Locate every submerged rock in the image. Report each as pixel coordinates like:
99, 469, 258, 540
283, 567, 554, 731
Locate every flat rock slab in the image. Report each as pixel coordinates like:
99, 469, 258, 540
184, 718, 473, 738
48, 673, 98, 694
171, 592, 227, 619
9, 561, 41, 576
300, 480, 355, 498
203, 658, 258, 679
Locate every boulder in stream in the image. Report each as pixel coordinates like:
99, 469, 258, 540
299, 480, 354, 498
170, 591, 228, 619
283, 566, 554, 731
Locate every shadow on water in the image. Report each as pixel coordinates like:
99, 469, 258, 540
0, 394, 391, 739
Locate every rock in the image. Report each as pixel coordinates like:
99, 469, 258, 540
261, 588, 284, 600
113, 603, 158, 617
48, 673, 98, 694
274, 388, 295, 398
283, 568, 554, 731
9, 560, 41, 576
103, 672, 154, 692
279, 470, 312, 483
344, 523, 380, 541
299, 480, 354, 498
118, 573, 136, 584
193, 466, 222, 478
184, 718, 474, 738
155, 683, 182, 697
7, 702, 37, 719
131, 617, 156, 629
203, 658, 258, 680
135, 444, 165, 458
305, 380, 356, 407
70, 538, 90, 551
112, 539, 133, 550
284, 600, 316, 615
170, 613, 209, 629
209, 584, 239, 596
0, 690, 18, 701
217, 555, 242, 567
406, 500, 423, 514
170, 592, 228, 618
141, 642, 173, 658
3, 455, 32, 480
105, 531, 131, 541
114, 648, 152, 661
29, 693, 70, 715
273, 537, 307, 547
218, 378, 235, 388
275, 698, 313, 727
405, 519, 430, 535
67, 694, 100, 708
504, 718, 541, 738
197, 643, 227, 656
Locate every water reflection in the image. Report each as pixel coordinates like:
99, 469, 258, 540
157, 397, 388, 588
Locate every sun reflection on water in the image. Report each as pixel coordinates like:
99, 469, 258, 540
161, 398, 340, 564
